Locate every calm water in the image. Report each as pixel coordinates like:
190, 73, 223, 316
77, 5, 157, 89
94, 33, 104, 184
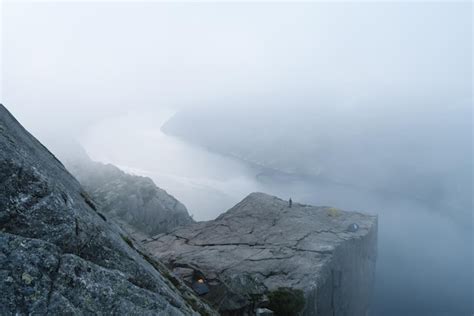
81, 111, 472, 316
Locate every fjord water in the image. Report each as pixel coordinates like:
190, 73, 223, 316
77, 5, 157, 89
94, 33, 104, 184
3, 1, 471, 314
81, 110, 472, 316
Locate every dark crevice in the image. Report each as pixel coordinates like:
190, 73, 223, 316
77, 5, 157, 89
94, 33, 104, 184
218, 248, 267, 275
244, 256, 294, 262
60, 192, 68, 205
167, 234, 334, 256
80, 191, 97, 211
96, 212, 107, 222
74, 218, 79, 236
255, 270, 289, 278
289, 247, 333, 255
194, 242, 265, 247
77, 231, 101, 256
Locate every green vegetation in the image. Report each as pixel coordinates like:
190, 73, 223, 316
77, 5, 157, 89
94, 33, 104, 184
120, 235, 134, 249
268, 287, 305, 316
327, 207, 340, 217
163, 270, 181, 287
138, 250, 214, 316
22, 272, 33, 285
80, 191, 97, 211
185, 294, 212, 316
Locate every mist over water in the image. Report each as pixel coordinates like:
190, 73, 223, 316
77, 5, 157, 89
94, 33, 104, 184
2, 1, 472, 315
80, 110, 262, 220
80, 108, 472, 316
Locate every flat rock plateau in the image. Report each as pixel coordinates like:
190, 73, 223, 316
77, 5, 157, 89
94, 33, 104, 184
144, 193, 378, 315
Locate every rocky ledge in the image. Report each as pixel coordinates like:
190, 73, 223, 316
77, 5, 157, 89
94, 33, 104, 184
144, 193, 377, 315
0, 104, 216, 315
65, 151, 194, 237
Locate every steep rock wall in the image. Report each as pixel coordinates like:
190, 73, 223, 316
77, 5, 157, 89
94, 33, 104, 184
0, 104, 216, 315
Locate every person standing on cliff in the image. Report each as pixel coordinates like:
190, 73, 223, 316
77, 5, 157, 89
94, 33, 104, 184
289, 198, 292, 208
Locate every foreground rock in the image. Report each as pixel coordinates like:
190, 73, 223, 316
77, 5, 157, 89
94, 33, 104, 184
0, 104, 216, 315
63, 149, 193, 237
145, 193, 378, 315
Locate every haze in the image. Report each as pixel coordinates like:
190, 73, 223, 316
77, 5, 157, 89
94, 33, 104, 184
1, 1, 472, 315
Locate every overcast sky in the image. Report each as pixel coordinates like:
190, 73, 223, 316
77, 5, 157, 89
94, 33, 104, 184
1, 1, 472, 140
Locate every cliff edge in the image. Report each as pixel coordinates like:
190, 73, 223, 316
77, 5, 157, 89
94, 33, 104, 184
64, 152, 194, 237
144, 192, 378, 315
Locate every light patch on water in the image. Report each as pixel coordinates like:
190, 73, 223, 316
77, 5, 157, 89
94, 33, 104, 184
80, 110, 262, 220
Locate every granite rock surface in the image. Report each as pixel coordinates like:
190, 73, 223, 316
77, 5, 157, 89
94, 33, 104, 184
145, 193, 377, 315
0, 104, 216, 315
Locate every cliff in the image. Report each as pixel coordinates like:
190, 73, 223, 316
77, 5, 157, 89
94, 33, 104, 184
63, 151, 194, 237
144, 193, 378, 315
0, 104, 216, 315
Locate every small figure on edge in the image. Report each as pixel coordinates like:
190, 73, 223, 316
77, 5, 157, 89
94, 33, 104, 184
289, 198, 292, 208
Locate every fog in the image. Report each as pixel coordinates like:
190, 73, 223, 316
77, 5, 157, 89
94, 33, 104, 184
2, 1, 472, 315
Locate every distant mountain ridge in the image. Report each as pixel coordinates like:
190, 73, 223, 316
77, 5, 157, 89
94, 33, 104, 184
162, 101, 472, 225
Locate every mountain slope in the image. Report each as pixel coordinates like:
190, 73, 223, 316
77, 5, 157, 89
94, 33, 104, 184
0, 104, 216, 315
64, 150, 193, 237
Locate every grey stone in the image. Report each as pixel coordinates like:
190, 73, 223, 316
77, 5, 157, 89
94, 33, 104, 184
0, 104, 217, 315
256, 308, 274, 316
144, 193, 378, 315
61, 148, 194, 237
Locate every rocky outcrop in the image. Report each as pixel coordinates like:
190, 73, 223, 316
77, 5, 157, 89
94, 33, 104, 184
144, 193, 378, 315
64, 152, 193, 237
0, 104, 216, 315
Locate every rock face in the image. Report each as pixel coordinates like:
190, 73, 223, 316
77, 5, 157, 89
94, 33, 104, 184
0, 104, 216, 315
65, 152, 193, 237
144, 193, 378, 315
